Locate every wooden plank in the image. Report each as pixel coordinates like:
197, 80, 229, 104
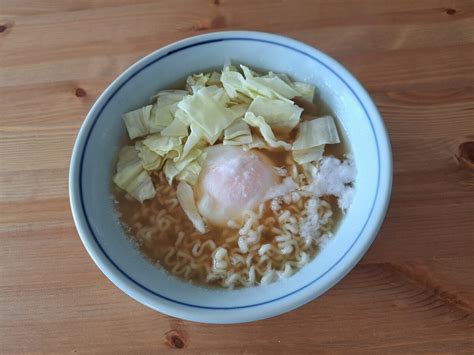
0, 0, 473, 353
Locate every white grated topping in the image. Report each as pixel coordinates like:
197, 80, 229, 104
299, 198, 321, 241
304, 155, 356, 211
264, 177, 297, 201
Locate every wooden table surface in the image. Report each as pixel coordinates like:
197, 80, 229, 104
1, 0, 473, 353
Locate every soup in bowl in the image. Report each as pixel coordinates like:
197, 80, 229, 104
69, 31, 392, 323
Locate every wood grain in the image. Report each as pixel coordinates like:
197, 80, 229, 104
1, 0, 473, 353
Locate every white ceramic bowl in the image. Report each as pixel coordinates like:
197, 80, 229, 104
69, 31, 392, 324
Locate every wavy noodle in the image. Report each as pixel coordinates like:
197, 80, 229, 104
116, 160, 336, 288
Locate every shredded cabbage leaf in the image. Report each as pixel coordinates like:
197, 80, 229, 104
186, 73, 210, 93
292, 82, 315, 102
142, 134, 183, 161
292, 145, 324, 165
242, 135, 267, 151
148, 90, 188, 133
220, 66, 251, 99
148, 102, 174, 132
177, 86, 236, 144
229, 92, 253, 105
229, 103, 249, 120
163, 148, 205, 185
221, 65, 300, 103
206, 84, 231, 106
135, 141, 162, 171
174, 108, 191, 125
292, 116, 340, 164
272, 72, 292, 84
116, 145, 140, 172
123, 90, 189, 140
176, 181, 206, 233
272, 73, 316, 101
293, 115, 340, 150
241, 66, 300, 101
150, 90, 188, 105
160, 116, 189, 137
125, 170, 156, 203
175, 157, 205, 185
223, 119, 252, 146
122, 105, 153, 140
113, 146, 156, 202
207, 71, 221, 86
243, 112, 291, 150
248, 96, 302, 132
181, 125, 202, 158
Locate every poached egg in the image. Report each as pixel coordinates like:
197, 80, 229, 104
196, 145, 278, 227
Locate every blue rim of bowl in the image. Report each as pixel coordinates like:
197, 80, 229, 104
76, 36, 381, 310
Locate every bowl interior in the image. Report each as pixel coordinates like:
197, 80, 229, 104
74, 34, 385, 321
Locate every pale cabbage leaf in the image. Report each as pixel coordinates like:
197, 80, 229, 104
292, 145, 324, 165
125, 170, 156, 203
242, 135, 267, 151
247, 96, 302, 132
207, 71, 221, 86
206, 84, 230, 106
123, 90, 189, 140
293, 115, 340, 150
163, 148, 204, 185
114, 146, 142, 186
186, 73, 210, 93
220, 66, 252, 99
229, 103, 249, 120
243, 112, 291, 150
135, 141, 162, 171
241, 66, 300, 101
142, 134, 183, 161
160, 116, 189, 137
177, 86, 236, 144
229, 92, 253, 105
181, 124, 208, 159
148, 102, 175, 132
174, 108, 191, 125
116, 145, 140, 172
292, 82, 315, 102
176, 181, 206, 233
122, 105, 153, 140
223, 119, 252, 146
113, 146, 156, 202
272, 72, 292, 84
148, 90, 188, 133
175, 156, 205, 185
266, 72, 315, 102
220, 65, 301, 103
150, 90, 188, 105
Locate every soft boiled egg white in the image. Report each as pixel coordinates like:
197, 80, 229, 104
196, 145, 278, 227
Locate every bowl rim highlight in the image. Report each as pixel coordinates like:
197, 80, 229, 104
69, 31, 392, 323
